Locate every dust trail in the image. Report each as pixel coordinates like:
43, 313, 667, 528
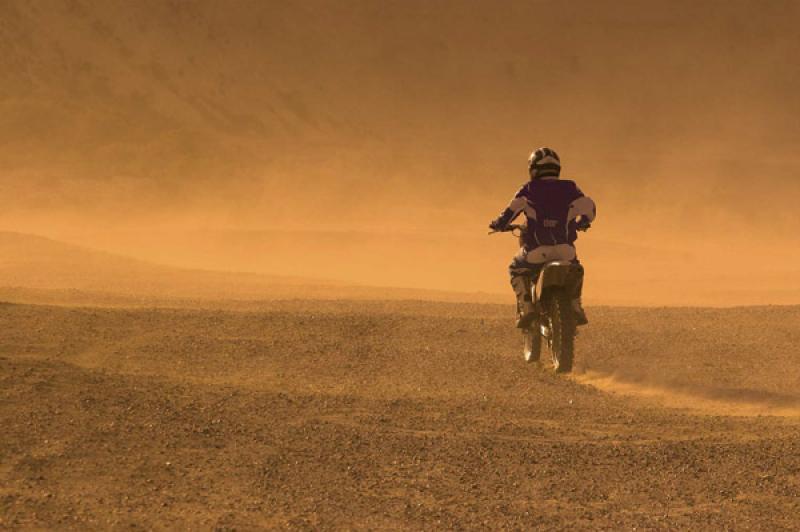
573, 370, 800, 417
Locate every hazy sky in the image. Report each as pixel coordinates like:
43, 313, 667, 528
2, 0, 799, 227
2, 0, 800, 298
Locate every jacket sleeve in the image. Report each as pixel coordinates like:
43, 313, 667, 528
567, 187, 596, 223
490, 186, 535, 230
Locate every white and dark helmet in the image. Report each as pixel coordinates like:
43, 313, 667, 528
528, 147, 561, 179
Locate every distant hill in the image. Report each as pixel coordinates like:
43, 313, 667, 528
4, 230, 799, 308
50, 227, 800, 307
0, 231, 506, 306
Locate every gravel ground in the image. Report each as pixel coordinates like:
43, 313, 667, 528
2, 300, 800, 529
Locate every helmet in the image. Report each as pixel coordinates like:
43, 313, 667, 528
528, 147, 561, 179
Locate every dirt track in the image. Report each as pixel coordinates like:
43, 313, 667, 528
2, 300, 800, 529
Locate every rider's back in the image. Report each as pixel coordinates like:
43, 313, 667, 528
516, 178, 586, 248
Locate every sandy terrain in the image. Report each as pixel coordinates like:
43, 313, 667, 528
2, 298, 800, 529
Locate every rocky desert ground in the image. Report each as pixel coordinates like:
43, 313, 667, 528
3, 296, 800, 530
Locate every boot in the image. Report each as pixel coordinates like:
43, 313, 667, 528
510, 274, 536, 328
572, 298, 589, 326
569, 264, 588, 326
516, 299, 536, 329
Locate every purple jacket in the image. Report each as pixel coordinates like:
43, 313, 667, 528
491, 177, 596, 249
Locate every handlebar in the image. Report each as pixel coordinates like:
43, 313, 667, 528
488, 221, 591, 235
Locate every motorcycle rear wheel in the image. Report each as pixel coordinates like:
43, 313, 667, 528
546, 290, 576, 373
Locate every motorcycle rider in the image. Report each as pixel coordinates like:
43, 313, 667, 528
489, 147, 596, 328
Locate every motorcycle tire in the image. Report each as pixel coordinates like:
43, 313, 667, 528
547, 289, 576, 373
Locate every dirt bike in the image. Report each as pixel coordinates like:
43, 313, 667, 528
490, 223, 586, 373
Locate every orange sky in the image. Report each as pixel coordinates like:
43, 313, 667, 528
1, 0, 799, 303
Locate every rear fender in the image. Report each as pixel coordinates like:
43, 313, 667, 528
535, 262, 583, 300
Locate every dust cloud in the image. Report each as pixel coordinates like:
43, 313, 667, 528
574, 371, 800, 418
1, 0, 799, 303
